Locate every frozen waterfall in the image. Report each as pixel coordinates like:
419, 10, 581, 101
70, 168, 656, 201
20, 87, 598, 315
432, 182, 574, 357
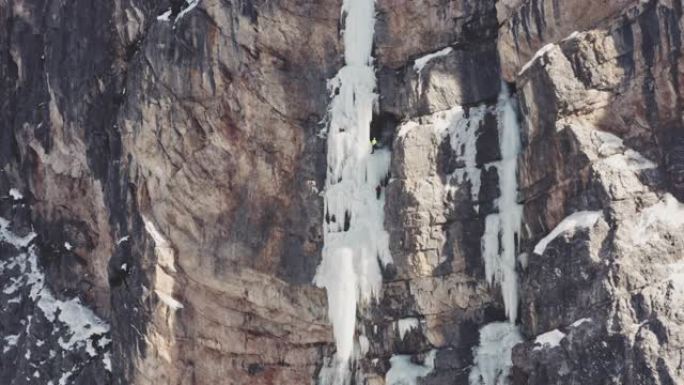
314, 0, 391, 384
470, 83, 524, 385
481, 83, 523, 323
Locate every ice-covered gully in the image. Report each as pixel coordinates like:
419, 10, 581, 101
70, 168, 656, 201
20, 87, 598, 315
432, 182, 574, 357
314, 0, 391, 384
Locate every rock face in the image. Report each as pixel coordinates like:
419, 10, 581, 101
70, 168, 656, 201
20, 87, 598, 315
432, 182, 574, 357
0, 1, 682, 385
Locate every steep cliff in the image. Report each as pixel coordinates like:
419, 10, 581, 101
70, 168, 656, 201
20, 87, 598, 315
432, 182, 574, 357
0, 0, 682, 384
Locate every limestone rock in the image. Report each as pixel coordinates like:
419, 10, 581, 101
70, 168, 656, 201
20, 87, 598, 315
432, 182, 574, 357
1, 0, 683, 384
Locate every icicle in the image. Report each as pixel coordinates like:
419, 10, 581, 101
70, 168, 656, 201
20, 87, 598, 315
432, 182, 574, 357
480, 82, 523, 323
314, 0, 391, 383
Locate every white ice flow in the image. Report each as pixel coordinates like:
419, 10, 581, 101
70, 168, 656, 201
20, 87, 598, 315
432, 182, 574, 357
470, 84, 524, 385
469, 322, 522, 385
314, 0, 391, 383
481, 83, 523, 323
385, 350, 436, 385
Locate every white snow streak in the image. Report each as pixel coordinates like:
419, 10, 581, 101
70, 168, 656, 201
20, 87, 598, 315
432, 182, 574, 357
156, 9, 172, 21
533, 211, 602, 255
314, 0, 389, 383
157, 0, 200, 23
143, 216, 177, 272
0, 217, 36, 248
413, 47, 453, 73
469, 322, 522, 385
3, 334, 19, 353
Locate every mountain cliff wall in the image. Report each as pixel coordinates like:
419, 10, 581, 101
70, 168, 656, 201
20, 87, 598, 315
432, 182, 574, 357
1, 0, 682, 384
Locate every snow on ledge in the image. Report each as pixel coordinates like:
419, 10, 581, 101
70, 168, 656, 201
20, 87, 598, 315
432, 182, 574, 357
176, 0, 200, 21
570, 317, 592, 328
533, 329, 566, 350
518, 43, 554, 75
157, 0, 200, 23
9, 188, 23, 200
157, 9, 172, 21
533, 211, 602, 255
413, 47, 453, 73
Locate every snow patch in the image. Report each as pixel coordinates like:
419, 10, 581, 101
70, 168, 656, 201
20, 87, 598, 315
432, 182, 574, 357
533, 211, 602, 255
116, 235, 130, 245
593, 130, 657, 170
533, 329, 566, 350
103, 352, 112, 372
397, 120, 419, 139
157, 9, 172, 21
469, 322, 522, 385
58, 370, 73, 385
9, 188, 23, 200
0, 217, 111, 361
385, 350, 436, 385
3, 334, 19, 353
518, 43, 554, 75
570, 318, 592, 328
0, 218, 36, 248
63, 242, 73, 251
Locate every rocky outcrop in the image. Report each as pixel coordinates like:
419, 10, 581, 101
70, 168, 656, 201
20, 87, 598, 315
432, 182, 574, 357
500, 0, 684, 384
1, 0, 683, 384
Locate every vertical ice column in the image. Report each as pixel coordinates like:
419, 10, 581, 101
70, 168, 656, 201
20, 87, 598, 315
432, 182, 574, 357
480, 83, 523, 323
471, 83, 524, 385
314, 0, 391, 383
